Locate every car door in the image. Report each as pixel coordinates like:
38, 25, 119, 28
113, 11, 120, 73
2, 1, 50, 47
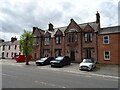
64, 57, 68, 65
64, 56, 69, 65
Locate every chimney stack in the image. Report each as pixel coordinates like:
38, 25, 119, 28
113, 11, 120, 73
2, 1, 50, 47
11, 37, 17, 42
96, 11, 100, 23
48, 23, 54, 31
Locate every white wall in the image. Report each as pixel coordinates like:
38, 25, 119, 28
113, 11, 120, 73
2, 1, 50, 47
5, 44, 22, 59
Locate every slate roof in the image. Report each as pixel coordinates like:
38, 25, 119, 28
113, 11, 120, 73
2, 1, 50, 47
38, 28, 45, 35
0, 41, 11, 46
78, 22, 99, 32
44, 21, 99, 37
0, 40, 20, 46
99, 26, 120, 34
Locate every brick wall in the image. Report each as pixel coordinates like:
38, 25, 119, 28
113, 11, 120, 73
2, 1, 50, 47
98, 33, 120, 64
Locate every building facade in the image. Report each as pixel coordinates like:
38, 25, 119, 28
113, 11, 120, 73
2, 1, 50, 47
0, 37, 23, 59
32, 12, 100, 63
98, 26, 120, 64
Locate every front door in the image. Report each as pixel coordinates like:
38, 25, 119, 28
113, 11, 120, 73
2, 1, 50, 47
70, 49, 75, 61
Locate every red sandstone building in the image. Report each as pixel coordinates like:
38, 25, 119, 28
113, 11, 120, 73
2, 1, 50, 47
98, 26, 120, 64
32, 12, 100, 63
32, 12, 120, 64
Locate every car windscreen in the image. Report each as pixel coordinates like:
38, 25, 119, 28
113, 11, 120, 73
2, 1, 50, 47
40, 57, 48, 61
83, 59, 94, 63
55, 57, 64, 61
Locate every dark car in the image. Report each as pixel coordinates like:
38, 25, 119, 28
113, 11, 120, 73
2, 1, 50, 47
50, 56, 71, 67
36, 57, 54, 66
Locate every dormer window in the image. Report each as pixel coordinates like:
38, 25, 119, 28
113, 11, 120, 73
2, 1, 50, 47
44, 37, 50, 45
84, 32, 92, 42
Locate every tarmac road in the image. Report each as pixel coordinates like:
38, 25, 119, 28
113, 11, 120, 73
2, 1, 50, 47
1, 59, 119, 88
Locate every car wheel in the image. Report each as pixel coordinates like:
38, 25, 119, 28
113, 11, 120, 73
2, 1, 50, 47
68, 63, 70, 65
90, 66, 94, 71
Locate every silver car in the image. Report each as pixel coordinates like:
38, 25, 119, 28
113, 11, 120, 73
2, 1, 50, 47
79, 59, 96, 71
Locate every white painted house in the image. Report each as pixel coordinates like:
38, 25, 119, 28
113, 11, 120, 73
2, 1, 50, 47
1, 37, 23, 59
5, 40, 22, 59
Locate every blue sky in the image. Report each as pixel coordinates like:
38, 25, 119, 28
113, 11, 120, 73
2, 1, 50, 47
0, 0, 119, 41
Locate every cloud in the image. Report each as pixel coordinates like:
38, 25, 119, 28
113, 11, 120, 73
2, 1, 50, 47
98, 1, 118, 27
0, 0, 119, 41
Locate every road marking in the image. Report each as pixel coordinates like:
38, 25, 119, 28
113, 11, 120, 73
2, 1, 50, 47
1, 73, 17, 78
34, 80, 67, 88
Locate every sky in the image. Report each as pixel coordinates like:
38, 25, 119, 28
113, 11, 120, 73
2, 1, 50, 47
0, 0, 119, 41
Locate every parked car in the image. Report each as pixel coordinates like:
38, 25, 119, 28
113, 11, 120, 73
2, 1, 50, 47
36, 57, 54, 66
14, 55, 32, 62
50, 56, 71, 67
79, 59, 96, 71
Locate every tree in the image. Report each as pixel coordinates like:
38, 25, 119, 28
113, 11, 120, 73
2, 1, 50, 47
19, 30, 34, 65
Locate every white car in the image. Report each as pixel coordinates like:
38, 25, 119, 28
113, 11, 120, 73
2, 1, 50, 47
79, 59, 96, 71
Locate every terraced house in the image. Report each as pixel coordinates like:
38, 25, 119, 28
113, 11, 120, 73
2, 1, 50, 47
0, 37, 23, 59
32, 12, 100, 63
98, 26, 120, 64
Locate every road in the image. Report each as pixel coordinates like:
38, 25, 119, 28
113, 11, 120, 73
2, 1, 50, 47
1, 61, 119, 88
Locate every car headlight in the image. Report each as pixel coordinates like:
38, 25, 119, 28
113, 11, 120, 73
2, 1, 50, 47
88, 64, 92, 67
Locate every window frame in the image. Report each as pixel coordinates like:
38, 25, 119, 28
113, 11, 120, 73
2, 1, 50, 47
8, 45, 10, 50
55, 49, 62, 57
68, 33, 78, 43
44, 37, 50, 45
84, 32, 93, 43
15, 45, 17, 50
44, 49, 50, 57
104, 51, 110, 60
11, 52, 13, 57
3, 45, 5, 51
55, 36, 61, 44
6, 52, 9, 57
103, 35, 109, 44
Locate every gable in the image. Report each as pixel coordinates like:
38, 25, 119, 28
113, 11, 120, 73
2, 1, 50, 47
83, 24, 95, 32
54, 29, 63, 36
33, 27, 44, 36
65, 19, 82, 33
33, 27, 41, 36
44, 31, 51, 37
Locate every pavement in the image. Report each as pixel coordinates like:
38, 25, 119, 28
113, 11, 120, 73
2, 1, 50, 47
1, 59, 120, 79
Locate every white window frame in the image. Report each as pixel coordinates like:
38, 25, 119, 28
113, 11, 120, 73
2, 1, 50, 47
44, 37, 50, 45
104, 51, 110, 60
103, 35, 109, 44
44, 50, 50, 57
84, 32, 92, 42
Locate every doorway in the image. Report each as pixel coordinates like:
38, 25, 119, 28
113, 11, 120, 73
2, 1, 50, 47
70, 49, 75, 61
34, 53, 37, 59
